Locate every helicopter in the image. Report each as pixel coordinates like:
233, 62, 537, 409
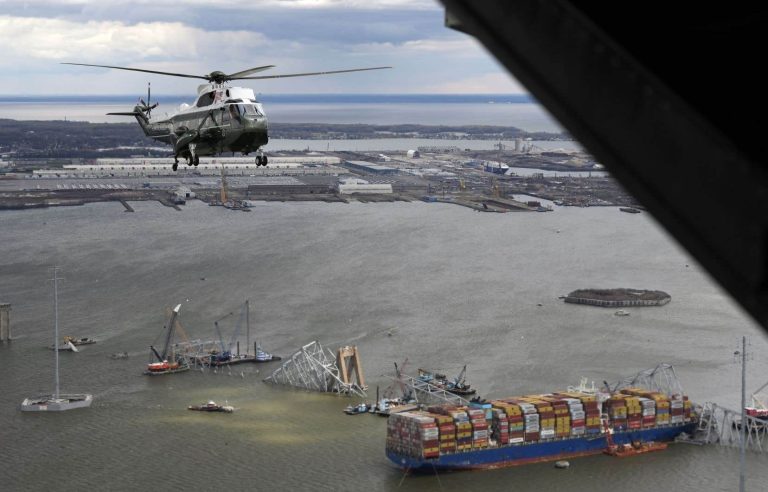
62, 63, 391, 171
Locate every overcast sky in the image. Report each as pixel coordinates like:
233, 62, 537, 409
0, 0, 526, 95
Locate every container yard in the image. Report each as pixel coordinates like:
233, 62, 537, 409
386, 384, 695, 471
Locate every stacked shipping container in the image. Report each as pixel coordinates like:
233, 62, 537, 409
386, 389, 695, 461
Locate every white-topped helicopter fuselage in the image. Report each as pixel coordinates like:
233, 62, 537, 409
62, 63, 390, 171
138, 84, 269, 170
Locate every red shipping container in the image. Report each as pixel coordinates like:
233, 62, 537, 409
524, 431, 540, 442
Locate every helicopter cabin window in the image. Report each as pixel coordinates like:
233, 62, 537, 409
220, 106, 231, 125
196, 91, 216, 108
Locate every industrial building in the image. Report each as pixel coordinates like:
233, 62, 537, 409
342, 160, 399, 175
337, 178, 392, 194
31, 156, 343, 178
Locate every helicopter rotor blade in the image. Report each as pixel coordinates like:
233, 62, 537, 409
61, 63, 208, 80
226, 65, 276, 79
234, 66, 391, 80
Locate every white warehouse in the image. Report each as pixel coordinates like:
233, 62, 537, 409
337, 178, 392, 194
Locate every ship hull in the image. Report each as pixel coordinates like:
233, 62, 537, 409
387, 423, 696, 471
21, 394, 93, 412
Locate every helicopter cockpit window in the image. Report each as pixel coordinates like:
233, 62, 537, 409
197, 92, 215, 108
238, 104, 261, 117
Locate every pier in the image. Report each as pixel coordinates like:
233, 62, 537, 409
0, 303, 10, 342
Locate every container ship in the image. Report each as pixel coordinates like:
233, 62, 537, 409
386, 386, 696, 471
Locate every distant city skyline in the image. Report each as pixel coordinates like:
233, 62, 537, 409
0, 0, 526, 95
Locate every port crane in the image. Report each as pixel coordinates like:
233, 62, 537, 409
62, 62, 390, 171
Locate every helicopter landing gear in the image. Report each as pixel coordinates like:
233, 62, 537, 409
189, 144, 199, 167
256, 152, 268, 167
172, 157, 179, 172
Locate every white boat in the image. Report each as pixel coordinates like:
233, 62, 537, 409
21, 267, 93, 412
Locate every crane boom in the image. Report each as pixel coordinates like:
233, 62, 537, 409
751, 379, 768, 408
213, 311, 234, 359
160, 304, 181, 360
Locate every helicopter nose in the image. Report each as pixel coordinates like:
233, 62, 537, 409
245, 116, 267, 131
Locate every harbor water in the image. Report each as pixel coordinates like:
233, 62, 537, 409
1, 201, 767, 491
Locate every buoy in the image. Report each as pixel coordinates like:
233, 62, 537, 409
555, 460, 570, 469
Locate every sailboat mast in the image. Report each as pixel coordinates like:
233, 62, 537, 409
53, 267, 60, 400
246, 300, 250, 356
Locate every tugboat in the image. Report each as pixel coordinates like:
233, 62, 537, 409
144, 304, 190, 376
188, 401, 234, 413
344, 402, 371, 415
65, 336, 96, 346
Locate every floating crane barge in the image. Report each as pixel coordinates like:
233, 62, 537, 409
144, 304, 190, 376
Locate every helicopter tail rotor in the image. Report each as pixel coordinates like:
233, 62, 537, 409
138, 82, 158, 117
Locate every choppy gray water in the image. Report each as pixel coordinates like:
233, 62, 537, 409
1, 201, 766, 491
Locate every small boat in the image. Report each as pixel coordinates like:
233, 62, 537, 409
188, 401, 234, 413
614, 310, 630, 316
619, 207, 641, 214
344, 402, 371, 415
50, 340, 79, 352
50, 336, 96, 351
64, 336, 96, 346
22, 267, 93, 412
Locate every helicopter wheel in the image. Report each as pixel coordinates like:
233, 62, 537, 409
193, 155, 200, 166
172, 162, 178, 172
263, 155, 268, 166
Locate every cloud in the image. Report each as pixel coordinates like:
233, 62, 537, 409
3, 0, 439, 12
0, 4, 527, 95
0, 16, 267, 63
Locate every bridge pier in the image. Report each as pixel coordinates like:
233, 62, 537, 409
0, 303, 10, 342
